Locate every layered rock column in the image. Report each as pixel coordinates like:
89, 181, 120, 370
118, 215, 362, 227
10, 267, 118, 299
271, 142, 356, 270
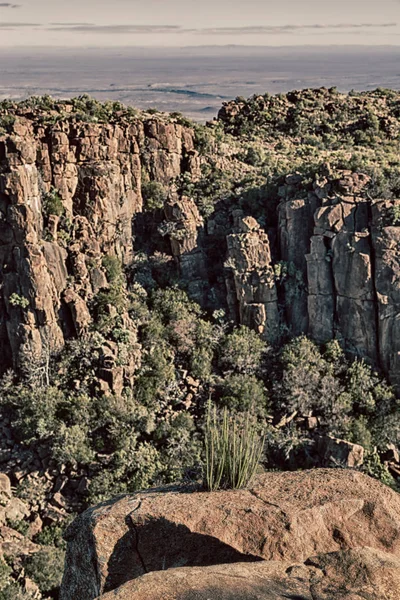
225, 214, 279, 342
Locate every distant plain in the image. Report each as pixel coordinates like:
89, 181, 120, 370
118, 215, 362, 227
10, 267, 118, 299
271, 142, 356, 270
1, 45, 400, 121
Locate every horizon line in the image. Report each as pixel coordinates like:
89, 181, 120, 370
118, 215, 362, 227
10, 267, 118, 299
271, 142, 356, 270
2, 43, 400, 50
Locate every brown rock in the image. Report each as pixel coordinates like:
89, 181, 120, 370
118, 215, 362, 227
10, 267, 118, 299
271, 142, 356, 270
0, 114, 199, 374
4, 497, 30, 522
24, 577, 41, 598
225, 217, 279, 341
97, 548, 400, 600
381, 444, 400, 464
63, 289, 91, 336
27, 514, 43, 538
60, 469, 400, 600
96, 561, 314, 600
317, 435, 364, 468
0, 473, 11, 498
0, 526, 39, 558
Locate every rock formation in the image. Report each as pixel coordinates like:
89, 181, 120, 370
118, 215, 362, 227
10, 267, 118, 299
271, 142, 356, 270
1, 105, 399, 390
60, 469, 400, 600
0, 109, 200, 386
95, 551, 400, 600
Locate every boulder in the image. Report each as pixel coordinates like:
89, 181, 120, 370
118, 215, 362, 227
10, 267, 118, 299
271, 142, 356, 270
96, 548, 400, 600
60, 469, 400, 600
96, 561, 315, 600
317, 435, 364, 468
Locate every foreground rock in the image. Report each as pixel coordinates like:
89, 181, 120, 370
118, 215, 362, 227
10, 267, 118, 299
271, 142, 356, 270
96, 548, 400, 600
60, 469, 400, 600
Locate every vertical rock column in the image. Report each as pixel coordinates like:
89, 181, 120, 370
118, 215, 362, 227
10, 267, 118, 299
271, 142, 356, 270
225, 214, 279, 342
372, 200, 400, 392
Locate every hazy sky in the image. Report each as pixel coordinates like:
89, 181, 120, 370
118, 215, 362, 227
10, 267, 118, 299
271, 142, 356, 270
0, 0, 399, 47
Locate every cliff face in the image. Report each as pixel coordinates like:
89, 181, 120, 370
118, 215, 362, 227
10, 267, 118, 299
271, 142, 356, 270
0, 113, 200, 377
0, 99, 399, 391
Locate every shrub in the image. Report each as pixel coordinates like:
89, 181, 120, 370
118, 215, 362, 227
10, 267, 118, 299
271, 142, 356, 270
0, 114, 16, 134
42, 187, 64, 217
362, 450, 398, 490
0, 561, 11, 591
387, 204, 400, 225
52, 423, 95, 467
203, 403, 264, 491
23, 548, 65, 596
141, 181, 168, 211
8, 294, 29, 309
102, 255, 123, 282
218, 373, 268, 416
219, 326, 265, 375
34, 521, 70, 548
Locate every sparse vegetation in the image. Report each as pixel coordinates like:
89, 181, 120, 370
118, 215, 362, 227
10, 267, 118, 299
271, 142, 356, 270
8, 294, 29, 310
42, 188, 64, 217
204, 403, 264, 491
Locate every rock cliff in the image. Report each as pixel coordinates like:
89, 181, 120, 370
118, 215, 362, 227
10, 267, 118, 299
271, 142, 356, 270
0, 107, 200, 381
0, 95, 399, 392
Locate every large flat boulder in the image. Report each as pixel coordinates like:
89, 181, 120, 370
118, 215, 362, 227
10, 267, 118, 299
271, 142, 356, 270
96, 548, 400, 600
60, 469, 400, 600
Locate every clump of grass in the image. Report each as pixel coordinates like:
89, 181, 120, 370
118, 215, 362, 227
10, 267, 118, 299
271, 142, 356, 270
203, 402, 264, 491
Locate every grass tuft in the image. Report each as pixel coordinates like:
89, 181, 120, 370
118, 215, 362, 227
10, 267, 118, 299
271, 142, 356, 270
203, 401, 264, 491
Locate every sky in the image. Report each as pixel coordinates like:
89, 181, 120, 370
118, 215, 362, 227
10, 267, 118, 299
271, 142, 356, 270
0, 0, 399, 47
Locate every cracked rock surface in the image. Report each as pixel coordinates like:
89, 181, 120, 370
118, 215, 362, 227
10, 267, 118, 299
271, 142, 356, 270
96, 549, 400, 600
60, 469, 400, 600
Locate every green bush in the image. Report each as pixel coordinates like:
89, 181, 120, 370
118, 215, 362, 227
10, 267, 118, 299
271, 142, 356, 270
102, 255, 123, 282
43, 188, 64, 217
0, 114, 16, 134
23, 548, 65, 596
219, 326, 265, 375
204, 403, 264, 491
8, 294, 29, 310
141, 181, 168, 211
219, 373, 268, 416
387, 204, 400, 225
362, 450, 398, 490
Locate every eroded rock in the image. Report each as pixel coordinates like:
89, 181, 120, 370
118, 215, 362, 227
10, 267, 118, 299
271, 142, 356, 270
60, 469, 400, 600
96, 548, 400, 600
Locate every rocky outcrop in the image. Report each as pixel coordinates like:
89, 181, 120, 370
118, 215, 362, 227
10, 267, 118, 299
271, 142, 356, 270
96, 549, 400, 599
0, 104, 399, 390
0, 112, 200, 374
278, 172, 400, 389
317, 435, 364, 468
60, 469, 400, 600
163, 195, 207, 303
225, 213, 279, 341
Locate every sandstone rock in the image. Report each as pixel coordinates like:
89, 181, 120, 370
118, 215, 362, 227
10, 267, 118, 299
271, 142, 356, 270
96, 561, 315, 600
317, 435, 364, 468
4, 497, 30, 522
381, 444, 400, 464
0, 112, 399, 390
24, 577, 41, 598
97, 548, 400, 600
60, 469, 400, 600
225, 217, 279, 341
0, 114, 200, 373
27, 514, 43, 538
0, 526, 39, 558
63, 288, 92, 336
0, 473, 11, 498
